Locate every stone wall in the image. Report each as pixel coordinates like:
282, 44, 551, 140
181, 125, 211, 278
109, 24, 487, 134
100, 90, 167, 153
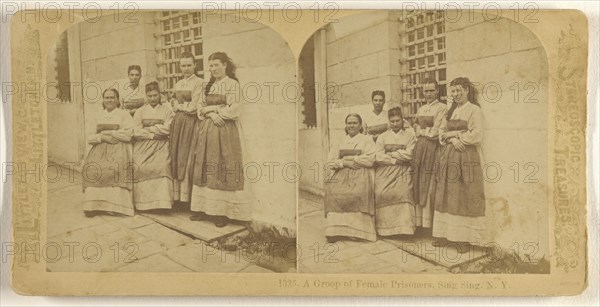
46, 29, 81, 165
183, 15, 298, 234
78, 12, 158, 147
47, 13, 297, 234
202, 16, 297, 233
326, 11, 402, 153
445, 15, 549, 254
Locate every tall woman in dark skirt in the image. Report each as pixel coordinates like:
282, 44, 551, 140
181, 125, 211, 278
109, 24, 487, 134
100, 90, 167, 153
412, 78, 447, 230
190, 52, 251, 227
432, 77, 486, 250
169, 52, 204, 204
324, 113, 378, 243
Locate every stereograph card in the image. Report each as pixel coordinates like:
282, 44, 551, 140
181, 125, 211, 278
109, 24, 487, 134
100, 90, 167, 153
2, 2, 591, 297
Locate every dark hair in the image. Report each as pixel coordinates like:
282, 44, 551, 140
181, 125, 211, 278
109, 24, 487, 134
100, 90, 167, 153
388, 107, 404, 129
145, 81, 160, 93
102, 88, 121, 109
371, 90, 385, 101
422, 78, 438, 88
180, 51, 195, 62
205, 52, 239, 96
145, 81, 162, 105
422, 78, 439, 101
344, 113, 364, 135
388, 106, 403, 119
128, 65, 141, 74
446, 77, 480, 121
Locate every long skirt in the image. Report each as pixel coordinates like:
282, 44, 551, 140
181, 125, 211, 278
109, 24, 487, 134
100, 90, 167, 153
190, 119, 251, 221
170, 112, 198, 202
82, 142, 134, 216
413, 137, 439, 228
324, 167, 376, 242
432, 144, 486, 243
132, 139, 173, 210
374, 164, 416, 236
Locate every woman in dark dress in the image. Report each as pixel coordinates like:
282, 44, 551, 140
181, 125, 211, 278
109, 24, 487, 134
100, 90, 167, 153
169, 52, 204, 204
190, 52, 251, 227
432, 77, 487, 252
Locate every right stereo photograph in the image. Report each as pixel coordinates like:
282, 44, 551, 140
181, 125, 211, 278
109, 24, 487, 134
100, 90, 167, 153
297, 10, 550, 274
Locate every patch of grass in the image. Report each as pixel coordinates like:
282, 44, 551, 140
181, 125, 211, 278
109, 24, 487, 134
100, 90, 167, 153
216, 222, 297, 273
454, 248, 550, 274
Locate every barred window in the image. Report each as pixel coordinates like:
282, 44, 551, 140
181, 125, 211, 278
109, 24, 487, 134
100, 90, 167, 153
437, 37, 445, 50
156, 11, 204, 96
399, 11, 447, 121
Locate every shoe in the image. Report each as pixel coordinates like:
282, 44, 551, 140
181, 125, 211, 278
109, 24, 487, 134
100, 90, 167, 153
84, 210, 98, 218
455, 242, 472, 254
432, 239, 449, 247
189, 212, 207, 221
214, 216, 229, 228
326, 236, 342, 243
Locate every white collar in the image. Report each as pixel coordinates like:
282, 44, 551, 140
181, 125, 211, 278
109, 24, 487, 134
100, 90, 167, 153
183, 74, 197, 82
213, 75, 230, 84
427, 99, 439, 106
452, 101, 471, 118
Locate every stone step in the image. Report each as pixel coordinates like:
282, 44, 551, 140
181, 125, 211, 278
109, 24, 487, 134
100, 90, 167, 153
141, 211, 246, 243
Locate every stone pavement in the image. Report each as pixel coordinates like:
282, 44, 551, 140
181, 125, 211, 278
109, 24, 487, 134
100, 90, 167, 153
45, 168, 273, 273
298, 191, 488, 274
44, 165, 487, 273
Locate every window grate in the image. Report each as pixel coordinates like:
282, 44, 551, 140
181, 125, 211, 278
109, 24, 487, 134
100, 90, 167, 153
155, 11, 204, 96
399, 11, 447, 120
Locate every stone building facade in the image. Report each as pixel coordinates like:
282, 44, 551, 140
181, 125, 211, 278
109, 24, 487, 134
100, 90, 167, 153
47, 12, 297, 234
298, 10, 549, 255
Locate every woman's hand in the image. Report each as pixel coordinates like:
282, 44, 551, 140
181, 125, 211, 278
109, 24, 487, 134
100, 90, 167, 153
446, 131, 461, 139
199, 106, 218, 117
413, 124, 421, 137
153, 134, 168, 140
450, 138, 466, 152
206, 105, 220, 113
441, 131, 455, 141
209, 113, 225, 127
342, 160, 360, 170
172, 103, 181, 112
101, 135, 119, 144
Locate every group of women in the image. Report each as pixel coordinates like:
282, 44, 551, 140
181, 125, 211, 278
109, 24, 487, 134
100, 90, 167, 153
82, 51, 250, 228
324, 77, 487, 252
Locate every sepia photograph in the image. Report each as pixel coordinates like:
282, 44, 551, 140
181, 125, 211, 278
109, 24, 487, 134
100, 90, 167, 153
298, 10, 550, 274
45, 11, 297, 273
4, 4, 591, 297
